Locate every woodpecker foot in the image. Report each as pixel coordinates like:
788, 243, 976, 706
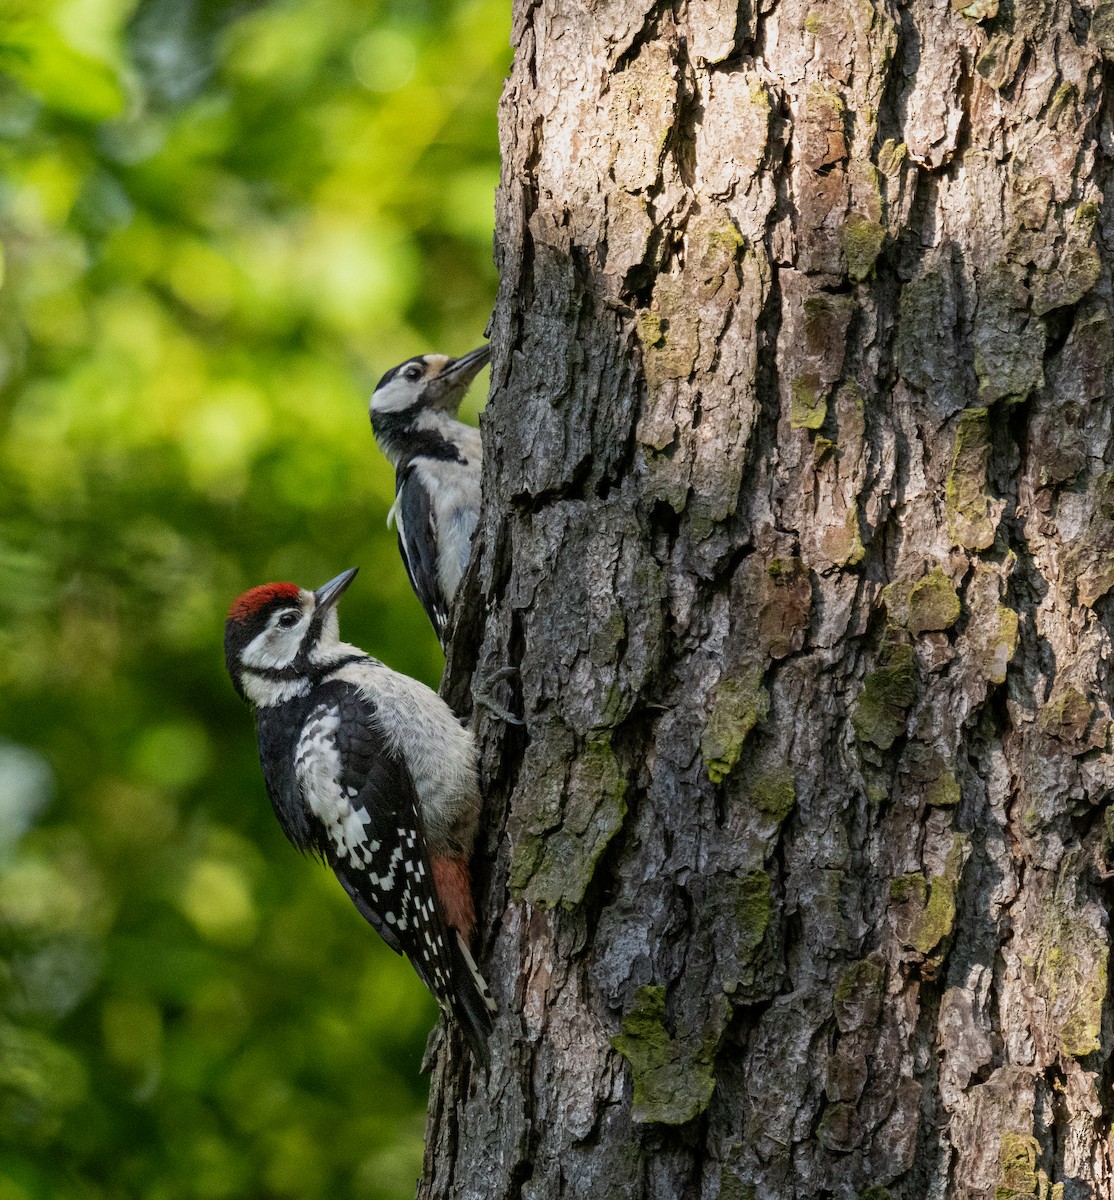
471, 665, 523, 726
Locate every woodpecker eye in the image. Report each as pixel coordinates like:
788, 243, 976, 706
403, 365, 423, 382
277, 610, 301, 628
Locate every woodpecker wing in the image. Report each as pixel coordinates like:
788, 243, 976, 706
394, 469, 449, 642
292, 683, 494, 1058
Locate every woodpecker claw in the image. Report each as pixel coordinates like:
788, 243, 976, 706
471, 666, 523, 726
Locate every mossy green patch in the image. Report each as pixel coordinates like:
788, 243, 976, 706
853, 643, 915, 750
790, 373, 827, 430
907, 834, 969, 957
997, 1132, 1042, 1198
947, 408, 998, 551
841, 214, 885, 281
734, 871, 772, 955
891, 873, 927, 905
636, 278, 699, 393
511, 733, 628, 909
1039, 864, 1107, 1058
908, 568, 961, 634
612, 985, 727, 1125
750, 770, 796, 827
926, 770, 961, 808
1047, 81, 1077, 126
702, 668, 769, 783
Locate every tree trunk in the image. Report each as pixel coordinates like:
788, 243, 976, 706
424, 2, 1114, 1197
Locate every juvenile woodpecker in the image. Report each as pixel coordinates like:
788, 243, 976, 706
369, 345, 489, 645
224, 567, 495, 1061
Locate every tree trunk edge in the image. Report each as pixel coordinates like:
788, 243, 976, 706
426, 3, 1114, 1198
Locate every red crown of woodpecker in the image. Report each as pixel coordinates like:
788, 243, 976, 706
228, 582, 301, 623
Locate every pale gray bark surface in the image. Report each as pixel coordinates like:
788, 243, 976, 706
426, 2, 1114, 1197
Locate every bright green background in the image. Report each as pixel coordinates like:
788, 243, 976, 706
0, 1, 507, 1196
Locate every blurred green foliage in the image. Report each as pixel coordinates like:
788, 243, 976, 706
0, 0, 508, 1196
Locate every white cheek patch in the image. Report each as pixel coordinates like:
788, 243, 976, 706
241, 618, 308, 670
371, 378, 422, 415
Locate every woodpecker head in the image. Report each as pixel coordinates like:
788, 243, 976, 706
369, 345, 490, 428
224, 568, 358, 706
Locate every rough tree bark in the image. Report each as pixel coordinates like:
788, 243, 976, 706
424, 1, 1114, 1197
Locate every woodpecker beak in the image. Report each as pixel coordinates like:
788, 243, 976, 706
438, 344, 490, 390
314, 567, 359, 611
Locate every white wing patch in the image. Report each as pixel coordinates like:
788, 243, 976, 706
294, 706, 380, 866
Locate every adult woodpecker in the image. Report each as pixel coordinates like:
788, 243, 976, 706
224, 567, 495, 1061
369, 345, 489, 645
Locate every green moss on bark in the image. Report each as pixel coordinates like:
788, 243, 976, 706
853, 643, 915, 750
510, 733, 628, 909
996, 1131, 1062, 1199
841, 215, 885, 281
790, 373, 827, 429
908, 568, 961, 634
906, 835, 970, 957
612, 986, 728, 1125
750, 770, 796, 826
947, 408, 998, 550
926, 771, 961, 808
702, 669, 769, 783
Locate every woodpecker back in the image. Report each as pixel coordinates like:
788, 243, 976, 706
224, 568, 495, 1061
369, 346, 489, 643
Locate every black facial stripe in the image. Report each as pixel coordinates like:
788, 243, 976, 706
247, 654, 363, 687
373, 356, 426, 393
371, 410, 465, 465
245, 664, 303, 681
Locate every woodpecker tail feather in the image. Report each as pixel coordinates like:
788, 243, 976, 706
446, 932, 496, 1067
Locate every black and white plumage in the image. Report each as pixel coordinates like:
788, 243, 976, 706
224, 568, 495, 1061
369, 346, 489, 644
